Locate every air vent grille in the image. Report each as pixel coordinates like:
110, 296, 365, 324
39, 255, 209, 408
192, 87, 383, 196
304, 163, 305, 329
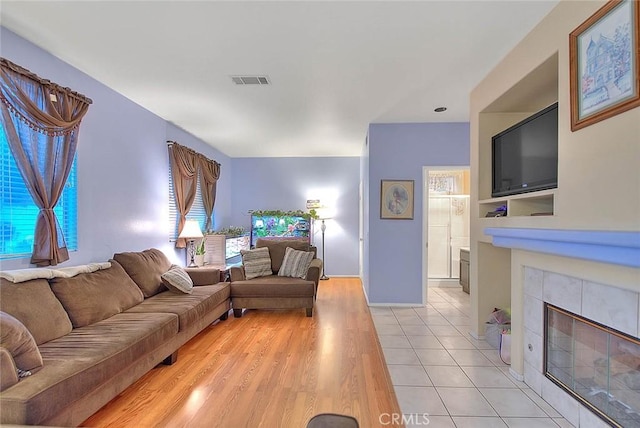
231, 75, 270, 85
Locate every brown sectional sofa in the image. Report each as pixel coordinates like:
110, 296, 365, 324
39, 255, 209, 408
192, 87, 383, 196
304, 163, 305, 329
0, 248, 230, 426
229, 239, 322, 317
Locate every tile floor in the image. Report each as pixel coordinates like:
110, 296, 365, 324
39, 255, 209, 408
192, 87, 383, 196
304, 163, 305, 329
372, 286, 574, 428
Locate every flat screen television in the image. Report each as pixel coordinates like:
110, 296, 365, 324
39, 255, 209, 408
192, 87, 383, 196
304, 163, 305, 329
492, 102, 558, 198
250, 214, 310, 247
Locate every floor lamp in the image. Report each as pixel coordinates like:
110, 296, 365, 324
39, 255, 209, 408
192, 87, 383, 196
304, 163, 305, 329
178, 219, 203, 268
319, 218, 330, 280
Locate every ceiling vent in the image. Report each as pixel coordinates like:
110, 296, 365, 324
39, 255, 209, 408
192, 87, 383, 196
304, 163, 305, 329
231, 75, 270, 85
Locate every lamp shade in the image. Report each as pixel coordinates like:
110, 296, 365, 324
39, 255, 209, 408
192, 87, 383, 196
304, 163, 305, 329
178, 219, 203, 239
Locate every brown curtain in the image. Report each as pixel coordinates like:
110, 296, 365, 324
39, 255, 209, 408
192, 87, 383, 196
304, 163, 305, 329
198, 154, 220, 232
168, 142, 198, 248
0, 57, 92, 266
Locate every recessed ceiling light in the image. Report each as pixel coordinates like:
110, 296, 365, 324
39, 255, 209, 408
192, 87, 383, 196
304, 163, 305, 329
434, 107, 447, 112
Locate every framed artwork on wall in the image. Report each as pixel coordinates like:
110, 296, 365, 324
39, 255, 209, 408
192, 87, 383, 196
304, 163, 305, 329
380, 179, 414, 220
569, 0, 640, 131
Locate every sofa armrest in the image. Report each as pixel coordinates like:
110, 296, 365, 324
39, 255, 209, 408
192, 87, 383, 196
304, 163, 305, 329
229, 266, 246, 282
184, 267, 220, 286
306, 258, 322, 287
0, 347, 19, 391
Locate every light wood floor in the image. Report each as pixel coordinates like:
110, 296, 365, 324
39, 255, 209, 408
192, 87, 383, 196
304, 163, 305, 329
82, 278, 402, 427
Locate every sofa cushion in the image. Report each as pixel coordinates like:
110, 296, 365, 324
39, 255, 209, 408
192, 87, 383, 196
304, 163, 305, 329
231, 276, 314, 298
113, 249, 172, 297
49, 260, 144, 328
161, 265, 193, 294
0, 312, 43, 372
126, 283, 230, 331
241, 247, 273, 280
255, 239, 310, 272
0, 278, 72, 346
0, 312, 178, 425
278, 247, 315, 279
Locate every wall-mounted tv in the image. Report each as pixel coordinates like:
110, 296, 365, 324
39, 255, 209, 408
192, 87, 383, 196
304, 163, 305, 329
492, 102, 558, 198
250, 214, 310, 247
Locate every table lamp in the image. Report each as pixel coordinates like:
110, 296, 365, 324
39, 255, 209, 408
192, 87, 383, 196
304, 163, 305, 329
178, 219, 203, 268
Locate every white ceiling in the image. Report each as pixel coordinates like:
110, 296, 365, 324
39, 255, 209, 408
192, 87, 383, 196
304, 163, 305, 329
0, 0, 559, 158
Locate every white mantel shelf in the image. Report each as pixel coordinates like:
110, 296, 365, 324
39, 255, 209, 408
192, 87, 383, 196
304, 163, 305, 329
484, 228, 640, 268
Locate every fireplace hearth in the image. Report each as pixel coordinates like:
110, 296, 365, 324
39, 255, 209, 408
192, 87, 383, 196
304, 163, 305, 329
545, 304, 640, 427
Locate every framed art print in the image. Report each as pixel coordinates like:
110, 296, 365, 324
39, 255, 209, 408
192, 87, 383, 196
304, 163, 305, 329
570, 0, 640, 131
380, 180, 414, 220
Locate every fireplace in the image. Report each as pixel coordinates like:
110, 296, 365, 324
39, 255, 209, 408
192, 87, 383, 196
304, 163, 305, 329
545, 303, 640, 427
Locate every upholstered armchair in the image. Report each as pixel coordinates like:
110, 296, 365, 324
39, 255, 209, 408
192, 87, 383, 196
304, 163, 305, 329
229, 239, 322, 317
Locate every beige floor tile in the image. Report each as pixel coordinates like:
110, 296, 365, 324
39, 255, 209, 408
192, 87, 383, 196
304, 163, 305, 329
414, 349, 458, 366
448, 349, 494, 366
407, 335, 443, 349
437, 336, 476, 350
480, 388, 548, 417
424, 365, 474, 387
452, 416, 508, 428
461, 366, 518, 388
394, 386, 448, 416
388, 364, 432, 386
372, 314, 399, 325
374, 323, 405, 335
436, 387, 498, 416
382, 348, 421, 365
401, 324, 434, 336
375, 286, 573, 428
410, 415, 455, 428
378, 334, 412, 349
429, 325, 463, 336
503, 417, 563, 427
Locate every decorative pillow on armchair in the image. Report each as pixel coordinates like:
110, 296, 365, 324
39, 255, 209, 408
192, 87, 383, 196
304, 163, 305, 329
278, 247, 314, 279
241, 247, 273, 280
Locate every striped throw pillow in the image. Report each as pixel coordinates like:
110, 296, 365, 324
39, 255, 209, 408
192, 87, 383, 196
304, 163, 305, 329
161, 265, 193, 294
278, 247, 314, 279
241, 247, 273, 280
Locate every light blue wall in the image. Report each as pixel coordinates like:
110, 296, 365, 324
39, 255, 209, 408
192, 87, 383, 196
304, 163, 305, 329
365, 122, 470, 304
230, 157, 360, 276
0, 27, 231, 269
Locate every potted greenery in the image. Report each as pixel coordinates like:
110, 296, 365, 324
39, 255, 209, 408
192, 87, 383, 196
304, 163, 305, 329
195, 240, 206, 267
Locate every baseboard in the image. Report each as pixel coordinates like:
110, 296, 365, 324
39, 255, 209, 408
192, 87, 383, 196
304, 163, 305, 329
367, 302, 425, 308
469, 331, 485, 340
429, 279, 461, 288
509, 368, 524, 382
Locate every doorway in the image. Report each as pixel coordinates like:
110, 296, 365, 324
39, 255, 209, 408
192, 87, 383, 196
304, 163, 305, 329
424, 167, 470, 287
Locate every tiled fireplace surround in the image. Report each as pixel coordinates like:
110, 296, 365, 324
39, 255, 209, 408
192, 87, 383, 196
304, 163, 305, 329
484, 228, 640, 427
522, 266, 640, 427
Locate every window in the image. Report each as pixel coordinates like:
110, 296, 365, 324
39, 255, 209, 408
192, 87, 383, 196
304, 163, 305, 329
168, 167, 211, 241
0, 129, 78, 259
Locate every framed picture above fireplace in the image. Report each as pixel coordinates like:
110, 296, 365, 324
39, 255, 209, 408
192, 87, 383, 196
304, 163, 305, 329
569, 0, 640, 131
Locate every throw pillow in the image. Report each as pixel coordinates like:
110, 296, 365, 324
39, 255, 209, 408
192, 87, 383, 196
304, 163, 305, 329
278, 247, 314, 279
241, 247, 273, 280
0, 311, 43, 373
0, 347, 19, 391
161, 265, 194, 294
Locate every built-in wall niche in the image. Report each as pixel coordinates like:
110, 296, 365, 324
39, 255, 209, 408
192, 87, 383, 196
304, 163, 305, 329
477, 53, 559, 210
479, 189, 555, 218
